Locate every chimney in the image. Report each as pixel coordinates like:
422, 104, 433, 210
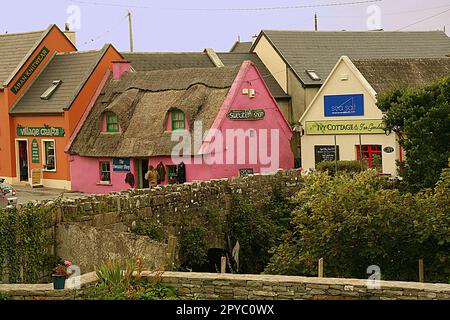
204, 48, 224, 68
314, 13, 318, 31
112, 60, 132, 80
63, 23, 76, 46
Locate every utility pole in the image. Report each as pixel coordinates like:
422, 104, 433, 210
128, 10, 134, 52
314, 13, 318, 31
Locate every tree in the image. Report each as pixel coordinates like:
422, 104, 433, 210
377, 77, 450, 193
265, 169, 450, 283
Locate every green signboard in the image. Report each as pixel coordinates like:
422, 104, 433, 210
17, 126, 65, 137
31, 139, 40, 163
305, 119, 385, 135
11, 47, 50, 95
227, 109, 265, 121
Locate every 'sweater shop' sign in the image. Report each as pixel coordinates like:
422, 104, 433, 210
227, 109, 265, 120
17, 126, 65, 137
305, 119, 385, 135
11, 47, 50, 95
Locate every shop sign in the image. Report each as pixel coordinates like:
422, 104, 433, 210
112, 158, 131, 172
315, 145, 340, 164
324, 94, 364, 117
383, 146, 394, 153
11, 47, 50, 95
239, 168, 254, 177
227, 109, 265, 120
31, 139, 40, 163
17, 125, 65, 137
305, 119, 385, 135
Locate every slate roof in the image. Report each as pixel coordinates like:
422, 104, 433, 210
68, 66, 241, 157
229, 41, 252, 53
122, 52, 215, 71
122, 51, 289, 99
10, 45, 113, 115
0, 28, 48, 86
352, 57, 450, 95
217, 53, 288, 99
257, 30, 450, 86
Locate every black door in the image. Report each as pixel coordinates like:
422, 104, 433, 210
18, 141, 29, 181
142, 159, 149, 189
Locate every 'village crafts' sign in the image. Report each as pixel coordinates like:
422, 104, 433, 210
11, 47, 50, 95
227, 109, 265, 121
17, 126, 65, 137
305, 120, 385, 135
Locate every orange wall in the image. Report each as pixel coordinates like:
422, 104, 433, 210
0, 25, 76, 179
9, 45, 124, 183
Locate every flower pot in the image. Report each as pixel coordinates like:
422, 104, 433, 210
52, 274, 66, 290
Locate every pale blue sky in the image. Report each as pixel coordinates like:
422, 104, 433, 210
1, 0, 449, 52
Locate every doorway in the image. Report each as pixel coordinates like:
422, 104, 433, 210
136, 159, 149, 189
17, 140, 29, 182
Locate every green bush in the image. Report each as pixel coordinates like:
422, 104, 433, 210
265, 168, 450, 283
133, 220, 165, 241
226, 191, 294, 274
0, 292, 10, 300
179, 226, 209, 269
316, 160, 368, 175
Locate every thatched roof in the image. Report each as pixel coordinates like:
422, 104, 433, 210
68, 66, 241, 157
352, 57, 450, 95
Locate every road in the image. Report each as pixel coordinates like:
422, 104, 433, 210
13, 185, 86, 205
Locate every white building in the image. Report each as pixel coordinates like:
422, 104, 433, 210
299, 56, 450, 176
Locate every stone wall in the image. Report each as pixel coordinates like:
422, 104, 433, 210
1, 272, 449, 300
57, 169, 304, 249
56, 223, 169, 273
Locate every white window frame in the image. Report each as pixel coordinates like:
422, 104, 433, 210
41, 139, 57, 172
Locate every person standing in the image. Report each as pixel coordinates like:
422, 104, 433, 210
145, 165, 159, 188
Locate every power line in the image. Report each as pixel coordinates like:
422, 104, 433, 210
70, 0, 382, 12
396, 7, 450, 31
79, 13, 128, 47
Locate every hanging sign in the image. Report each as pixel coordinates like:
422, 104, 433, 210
227, 109, 265, 120
17, 126, 65, 137
11, 47, 50, 95
324, 94, 364, 117
31, 139, 40, 163
314, 145, 340, 164
112, 158, 131, 172
305, 119, 385, 135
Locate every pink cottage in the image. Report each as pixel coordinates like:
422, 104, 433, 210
66, 61, 294, 194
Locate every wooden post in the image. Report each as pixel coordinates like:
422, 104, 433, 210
419, 259, 424, 283
220, 256, 227, 274
318, 258, 324, 278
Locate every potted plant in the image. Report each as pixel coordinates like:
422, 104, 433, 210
52, 260, 72, 290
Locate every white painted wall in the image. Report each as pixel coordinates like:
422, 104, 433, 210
300, 57, 401, 176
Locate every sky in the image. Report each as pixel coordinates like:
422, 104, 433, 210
0, 0, 449, 52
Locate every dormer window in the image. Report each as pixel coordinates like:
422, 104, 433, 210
171, 109, 185, 130
40, 80, 62, 100
106, 112, 119, 132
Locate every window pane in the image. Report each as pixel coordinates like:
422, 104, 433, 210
44, 141, 55, 170
171, 110, 185, 130
106, 112, 119, 132
100, 162, 111, 182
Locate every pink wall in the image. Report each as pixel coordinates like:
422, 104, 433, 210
69, 61, 294, 194
70, 155, 136, 194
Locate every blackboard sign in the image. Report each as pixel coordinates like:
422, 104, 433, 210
315, 145, 340, 165
112, 158, 131, 172
239, 168, 254, 177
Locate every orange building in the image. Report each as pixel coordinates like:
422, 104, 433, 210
0, 25, 123, 189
